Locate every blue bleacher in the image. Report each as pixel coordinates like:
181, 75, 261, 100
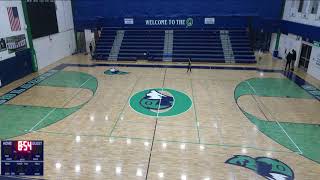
118, 30, 165, 61
94, 28, 255, 63
172, 30, 226, 63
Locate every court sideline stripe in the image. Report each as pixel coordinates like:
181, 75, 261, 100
28, 77, 93, 132
190, 78, 201, 143
145, 68, 167, 180
245, 81, 303, 154
108, 77, 140, 136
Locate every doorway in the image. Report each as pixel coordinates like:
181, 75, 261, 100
298, 43, 312, 71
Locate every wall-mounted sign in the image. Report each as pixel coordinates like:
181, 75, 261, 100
145, 18, 193, 27
6, 34, 27, 53
204, 17, 215, 24
124, 18, 134, 25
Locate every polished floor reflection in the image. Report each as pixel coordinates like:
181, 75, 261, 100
0, 54, 319, 179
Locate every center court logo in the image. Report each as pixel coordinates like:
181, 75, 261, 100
129, 88, 192, 117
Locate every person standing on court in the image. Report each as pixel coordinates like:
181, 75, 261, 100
187, 58, 192, 73
285, 50, 292, 71
291, 49, 297, 71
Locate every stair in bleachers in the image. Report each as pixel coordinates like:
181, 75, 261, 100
94, 29, 117, 60
220, 30, 235, 63
108, 30, 125, 61
163, 30, 173, 62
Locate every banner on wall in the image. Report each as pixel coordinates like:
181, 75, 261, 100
6, 34, 27, 54
7, 7, 21, 31
0, 38, 7, 52
145, 18, 194, 27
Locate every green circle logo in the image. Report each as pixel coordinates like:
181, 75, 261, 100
129, 88, 192, 117
186, 18, 193, 27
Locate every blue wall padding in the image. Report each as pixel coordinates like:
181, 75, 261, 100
76, 16, 257, 30
0, 49, 33, 87
72, 0, 282, 30
280, 20, 320, 41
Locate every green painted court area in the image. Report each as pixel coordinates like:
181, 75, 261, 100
0, 71, 98, 139
235, 77, 320, 164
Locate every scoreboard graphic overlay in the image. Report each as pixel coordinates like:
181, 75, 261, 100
1, 140, 44, 176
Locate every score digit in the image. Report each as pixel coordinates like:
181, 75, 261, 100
25, 141, 32, 151
17, 141, 32, 152
18, 141, 23, 151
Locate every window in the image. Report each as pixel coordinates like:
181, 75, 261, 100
298, 0, 304, 12
310, 0, 319, 14
290, 0, 297, 8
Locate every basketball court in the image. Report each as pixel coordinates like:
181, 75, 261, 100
0, 55, 319, 179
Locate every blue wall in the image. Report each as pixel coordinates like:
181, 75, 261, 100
73, 0, 282, 30
0, 49, 33, 87
280, 20, 320, 42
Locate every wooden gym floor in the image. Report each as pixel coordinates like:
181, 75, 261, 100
0, 54, 319, 179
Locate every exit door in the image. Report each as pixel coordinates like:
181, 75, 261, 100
299, 44, 312, 71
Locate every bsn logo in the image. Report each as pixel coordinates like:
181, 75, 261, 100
130, 88, 192, 117
225, 155, 294, 180
140, 90, 174, 110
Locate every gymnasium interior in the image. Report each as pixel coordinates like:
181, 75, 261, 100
0, 0, 319, 179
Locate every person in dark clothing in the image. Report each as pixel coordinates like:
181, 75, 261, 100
146, 51, 150, 60
291, 49, 297, 71
285, 50, 292, 71
0, 38, 6, 50
187, 58, 192, 73
89, 43, 93, 57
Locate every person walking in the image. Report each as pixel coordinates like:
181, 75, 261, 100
187, 58, 192, 73
285, 50, 292, 71
291, 49, 297, 71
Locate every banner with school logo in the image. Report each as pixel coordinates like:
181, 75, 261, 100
6, 34, 27, 54
145, 18, 194, 27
